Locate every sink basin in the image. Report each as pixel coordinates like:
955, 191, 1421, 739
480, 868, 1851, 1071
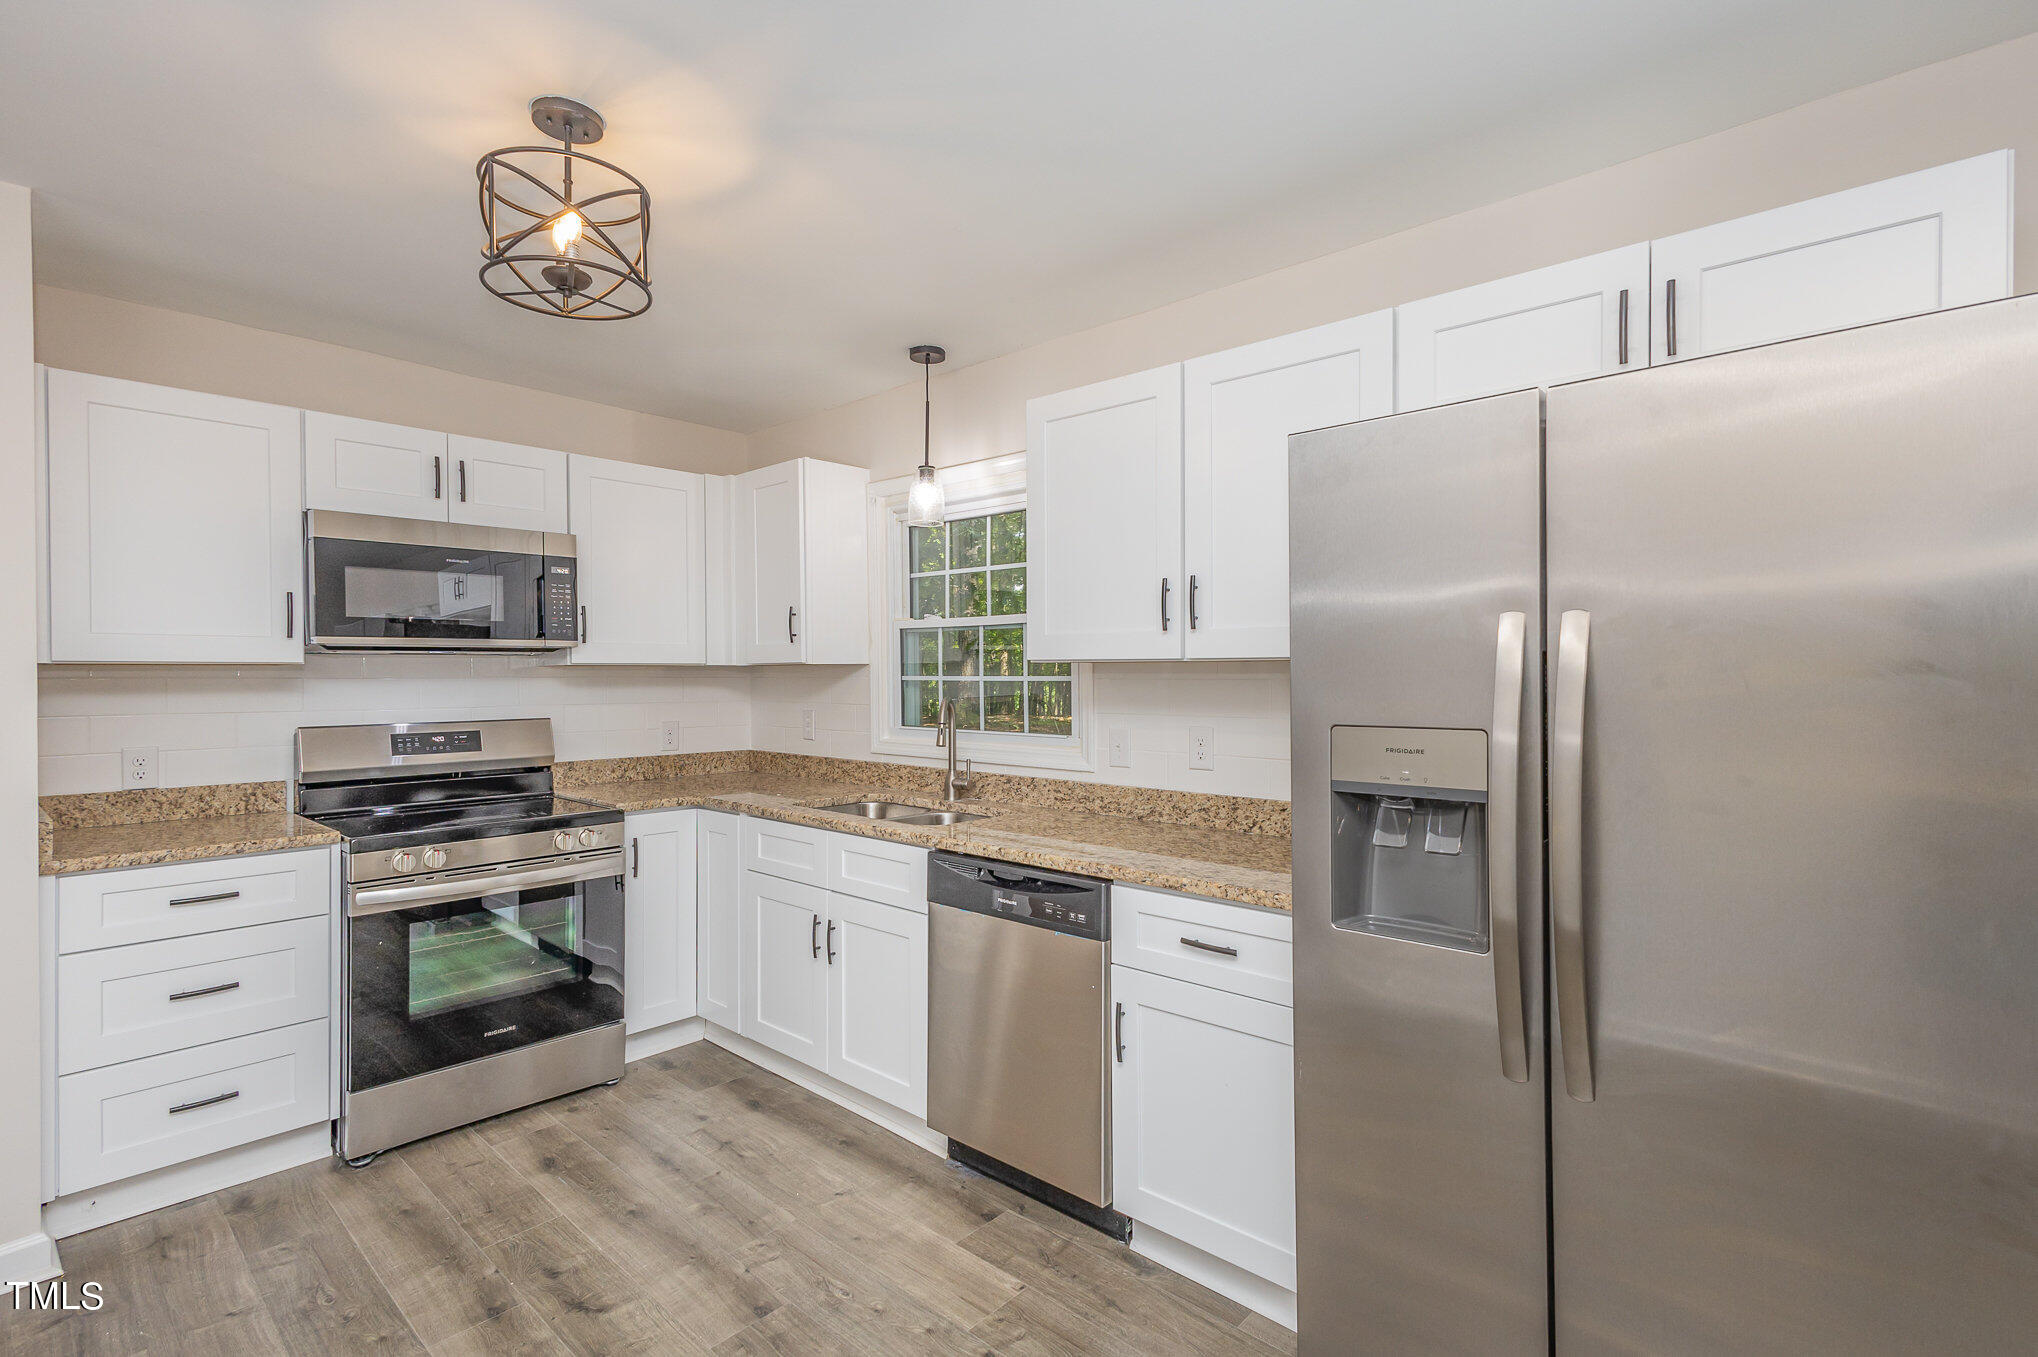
817, 800, 987, 828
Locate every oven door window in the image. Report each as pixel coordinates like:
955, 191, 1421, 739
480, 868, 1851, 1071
349, 872, 623, 1092
311, 538, 545, 644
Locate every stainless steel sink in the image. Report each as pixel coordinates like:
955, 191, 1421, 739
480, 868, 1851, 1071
817, 800, 986, 827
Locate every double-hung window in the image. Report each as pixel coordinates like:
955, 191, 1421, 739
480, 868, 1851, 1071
874, 459, 1088, 768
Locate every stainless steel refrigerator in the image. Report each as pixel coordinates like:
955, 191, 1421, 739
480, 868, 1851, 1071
1288, 296, 2038, 1354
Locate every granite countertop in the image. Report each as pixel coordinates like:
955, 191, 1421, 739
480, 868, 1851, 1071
41, 810, 341, 876
566, 772, 1293, 911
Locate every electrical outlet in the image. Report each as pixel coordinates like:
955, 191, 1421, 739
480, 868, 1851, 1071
121, 746, 159, 789
1108, 726, 1131, 768
801, 707, 818, 742
1188, 726, 1215, 771
660, 720, 682, 753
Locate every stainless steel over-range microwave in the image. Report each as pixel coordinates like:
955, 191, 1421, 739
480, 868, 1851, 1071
304, 510, 578, 652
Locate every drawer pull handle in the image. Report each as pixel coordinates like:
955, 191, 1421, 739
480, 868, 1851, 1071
169, 980, 241, 1002
1179, 936, 1239, 957
169, 890, 241, 908
169, 1089, 239, 1116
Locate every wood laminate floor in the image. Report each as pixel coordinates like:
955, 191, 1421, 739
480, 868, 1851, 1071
1, 1043, 1297, 1356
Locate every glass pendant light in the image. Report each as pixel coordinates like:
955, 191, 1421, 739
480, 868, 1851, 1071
905, 345, 947, 527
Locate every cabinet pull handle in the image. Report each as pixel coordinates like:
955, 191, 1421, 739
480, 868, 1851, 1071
284, 591, 295, 640
169, 1089, 239, 1116
169, 980, 240, 1003
1114, 1002, 1126, 1062
811, 913, 821, 959
1160, 578, 1172, 632
457, 459, 468, 502
788, 606, 798, 643
1178, 936, 1238, 957
579, 604, 588, 643
1617, 288, 1630, 366
1188, 575, 1200, 630
630, 838, 639, 878
1665, 278, 1678, 358
826, 919, 837, 964
169, 890, 240, 908
433, 455, 443, 499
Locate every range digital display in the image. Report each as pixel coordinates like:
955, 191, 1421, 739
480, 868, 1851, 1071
391, 729, 482, 756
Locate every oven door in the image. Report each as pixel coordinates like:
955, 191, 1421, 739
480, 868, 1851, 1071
345, 852, 623, 1094
307, 513, 576, 650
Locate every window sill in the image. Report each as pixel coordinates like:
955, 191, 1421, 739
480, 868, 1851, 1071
868, 730, 1098, 775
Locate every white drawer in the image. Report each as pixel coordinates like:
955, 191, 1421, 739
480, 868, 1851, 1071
56, 1019, 330, 1195
1112, 884, 1293, 1006
57, 916, 330, 1074
57, 848, 333, 954
827, 831, 927, 913
741, 816, 828, 887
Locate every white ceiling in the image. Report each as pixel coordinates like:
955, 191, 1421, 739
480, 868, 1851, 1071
5, 2, 2036, 431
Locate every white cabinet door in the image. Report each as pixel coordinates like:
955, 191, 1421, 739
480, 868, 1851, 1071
1112, 966, 1296, 1288
1652, 150, 2013, 364
738, 868, 828, 1067
696, 810, 741, 1029
1183, 312, 1395, 659
731, 460, 806, 664
303, 411, 448, 520
566, 455, 707, 664
824, 893, 928, 1116
1027, 365, 1185, 660
45, 370, 306, 663
624, 809, 697, 1034
1396, 244, 1650, 412
448, 434, 569, 532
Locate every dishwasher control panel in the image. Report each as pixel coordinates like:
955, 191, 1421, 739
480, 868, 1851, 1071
929, 852, 1109, 940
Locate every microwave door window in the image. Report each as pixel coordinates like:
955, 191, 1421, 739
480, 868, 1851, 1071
313, 538, 545, 643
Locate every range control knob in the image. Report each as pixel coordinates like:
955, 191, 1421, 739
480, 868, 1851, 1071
390, 849, 417, 874
422, 847, 448, 870
577, 827, 600, 848
553, 830, 575, 851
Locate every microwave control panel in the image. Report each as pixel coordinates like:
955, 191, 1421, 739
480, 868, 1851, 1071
543, 560, 578, 639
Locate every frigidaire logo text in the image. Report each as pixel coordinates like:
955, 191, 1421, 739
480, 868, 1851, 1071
484, 1025, 518, 1037
1385, 746, 1424, 755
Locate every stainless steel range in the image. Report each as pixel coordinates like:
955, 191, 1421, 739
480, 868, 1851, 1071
295, 718, 625, 1164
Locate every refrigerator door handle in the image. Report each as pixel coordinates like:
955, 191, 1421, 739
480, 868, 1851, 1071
1489, 610, 1531, 1083
1551, 609, 1596, 1101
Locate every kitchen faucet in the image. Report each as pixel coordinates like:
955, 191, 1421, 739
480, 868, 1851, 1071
935, 699, 976, 802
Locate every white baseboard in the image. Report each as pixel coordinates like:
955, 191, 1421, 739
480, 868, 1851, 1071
624, 1017, 706, 1064
700, 1022, 947, 1158
0, 1230, 61, 1291
43, 1123, 332, 1242
1129, 1222, 1297, 1332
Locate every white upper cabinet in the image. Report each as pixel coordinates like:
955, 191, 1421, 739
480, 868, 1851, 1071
306, 415, 567, 531
1027, 364, 1185, 661
563, 455, 707, 664
445, 435, 569, 532
44, 370, 306, 664
1651, 150, 2013, 363
1183, 312, 1395, 659
1396, 244, 1651, 412
730, 458, 870, 665
303, 412, 448, 521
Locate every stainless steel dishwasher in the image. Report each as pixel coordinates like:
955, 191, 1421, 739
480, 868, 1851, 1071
926, 852, 1126, 1237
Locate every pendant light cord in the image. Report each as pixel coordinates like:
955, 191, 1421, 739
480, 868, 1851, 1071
922, 361, 933, 472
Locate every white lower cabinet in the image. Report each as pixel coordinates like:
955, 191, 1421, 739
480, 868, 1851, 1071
736, 818, 931, 1118
696, 810, 742, 1029
739, 868, 831, 1067
623, 809, 698, 1034
1112, 964, 1296, 1289
824, 892, 928, 1117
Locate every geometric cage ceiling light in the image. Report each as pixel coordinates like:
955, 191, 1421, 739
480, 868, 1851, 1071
476, 96, 652, 319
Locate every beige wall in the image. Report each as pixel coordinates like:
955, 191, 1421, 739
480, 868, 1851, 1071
749, 31, 2038, 475
0, 183, 50, 1279
33, 286, 748, 475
